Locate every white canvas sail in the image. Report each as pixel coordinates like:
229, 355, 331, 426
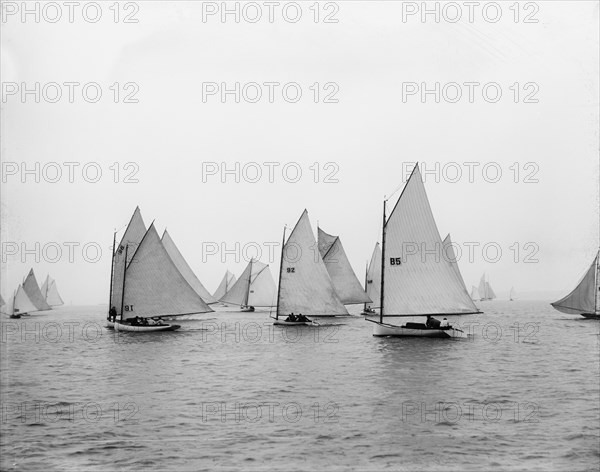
366, 243, 382, 309
111, 207, 147, 313
212, 271, 237, 300
486, 282, 496, 300
318, 227, 372, 305
277, 210, 348, 317
470, 286, 480, 301
382, 165, 480, 316
42, 276, 64, 306
509, 287, 517, 300
442, 234, 470, 295
162, 230, 218, 304
220, 259, 277, 307
41, 276, 49, 299
121, 224, 213, 319
478, 274, 488, 299
23, 269, 51, 311
1, 292, 14, 314
14, 284, 38, 314
551, 251, 599, 315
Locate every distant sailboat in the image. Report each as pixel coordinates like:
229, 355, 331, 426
470, 286, 480, 301
41, 275, 64, 306
23, 269, 51, 311
107, 208, 212, 332
509, 287, 517, 301
273, 210, 348, 325
361, 243, 381, 316
212, 270, 237, 303
219, 259, 277, 312
478, 274, 496, 301
12, 285, 38, 317
367, 165, 481, 338
318, 227, 372, 306
551, 250, 600, 319
162, 229, 218, 305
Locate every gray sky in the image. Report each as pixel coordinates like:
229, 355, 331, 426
1, 1, 598, 304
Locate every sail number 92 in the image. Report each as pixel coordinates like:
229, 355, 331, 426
389, 257, 402, 266
286, 268, 295, 273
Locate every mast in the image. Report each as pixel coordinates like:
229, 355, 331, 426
120, 244, 128, 321
245, 259, 253, 306
108, 231, 116, 310
379, 198, 386, 324
275, 226, 286, 320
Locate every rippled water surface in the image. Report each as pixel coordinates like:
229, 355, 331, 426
1, 301, 599, 471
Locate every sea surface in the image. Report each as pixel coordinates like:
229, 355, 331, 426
1, 301, 599, 471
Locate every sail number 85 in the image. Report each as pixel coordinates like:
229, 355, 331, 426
390, 257, 402, 266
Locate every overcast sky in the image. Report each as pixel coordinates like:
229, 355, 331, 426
1, 1, 598, 304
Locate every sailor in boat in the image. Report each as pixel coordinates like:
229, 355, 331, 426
426, 316, 442, 329
108, 306, 117, 322
440, 317, 450, 329
285, 313, 297, 322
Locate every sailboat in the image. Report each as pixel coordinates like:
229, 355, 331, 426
212, 270, 237, 305
41, 275, 64, 306
162, 229, 218, 305
478, 273, 496, 301
9, 285, 39, 318
361, 243, 381, 315
219, 259, 276, 312
470, 286, 480, 301
551, 250, 600, 319
273, 210, 348, 325
108, 208, 213, 332
23, 269, 51, 311
318, 227, 372, 307
367, 165, 481, 338
509, 287, 517, 301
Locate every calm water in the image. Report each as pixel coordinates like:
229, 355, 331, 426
1, 301, 599, 471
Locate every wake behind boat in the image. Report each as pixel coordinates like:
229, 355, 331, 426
367, 164, 481, 338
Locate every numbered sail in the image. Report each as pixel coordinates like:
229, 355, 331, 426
470, 286, 480, 301
551, 251, 599, 315
382, 165, 479, 316
278, 210, 348, 317
42, 275, 64, 306
14, 284, 38, 314
366, 243, 382, 309
162, 230, 218, 304
111, 207, 147, 313
23, 269, 51, 311
318, 227, 372, 305
220, 259, 277, 307
122, 224, 213, 318
213, 271, 237, 300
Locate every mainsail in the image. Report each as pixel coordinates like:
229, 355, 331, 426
509, 287, 517, 301
381, 165, 480, 316
551, 251, 599, 315
41, 275, 64, 306
365, 243, 382, 309
111, 207, 147, 313
470, 286, 480, 301
14, 284, 38, 314
478, 274, 496, 300
213, 270, 237, 301
442, 234, 470, 295
162, 229, 218, 304
318, 227, 372, 305
277, 210, 348, 317
220, 259, 277, 307
23, 269, 51, 311
121, 223, 213, 319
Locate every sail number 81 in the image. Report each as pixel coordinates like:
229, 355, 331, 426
390, 257, 402, 266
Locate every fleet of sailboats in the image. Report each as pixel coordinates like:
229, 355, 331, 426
2, 268, 65, 318
366, 165, 481, 338
551, 250, 600, 319
478, 273, 497, 301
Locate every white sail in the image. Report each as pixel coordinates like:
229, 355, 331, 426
277, 210, 348, 317
162, 230, 218, 304
111, 207, 147, 313
0, 294, 4, 307
14, 284, 38, 314
220, 259, 277, 307
478, 274, 488, 300
46, 280, 64, 306
470, 285, 480, 301
41, 276, 49, 299
318, 227, 372, 305
366, 243, 382, 309
212, 271, 237, 300
121, 224, 213, 319
23, 269, 51, 311
509, 287, 517, 301
551, 251, 599, 315
442, 234, 470, 294
486, 282, 496, 300
382, 165, 480, 316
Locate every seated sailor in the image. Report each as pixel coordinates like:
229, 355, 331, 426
440, 317, 450, 328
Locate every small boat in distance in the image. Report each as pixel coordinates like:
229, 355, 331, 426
23, 269, 51, 311
509, 287, 518, 301
41, 275, 64, 307
478, 273, 496, 301
212, 270, 237, 306
272, 210, 347, 325
367, 164, 481, 338
470, 286, 480, 301
219, 258, 277, 312
318, 226, 372, 307
551, 250, 600, 319
361, 243, 381, 316
8, 285, 38, 317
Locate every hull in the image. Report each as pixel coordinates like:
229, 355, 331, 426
113, 321, 180, 332
361, 309, 378, 316
241, 306, 255, 312
368, 319, 468, 339
273, 320, 318, 326
106, 320, 115, 329
581, 313, 600, 319
9, 314, 21, 319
